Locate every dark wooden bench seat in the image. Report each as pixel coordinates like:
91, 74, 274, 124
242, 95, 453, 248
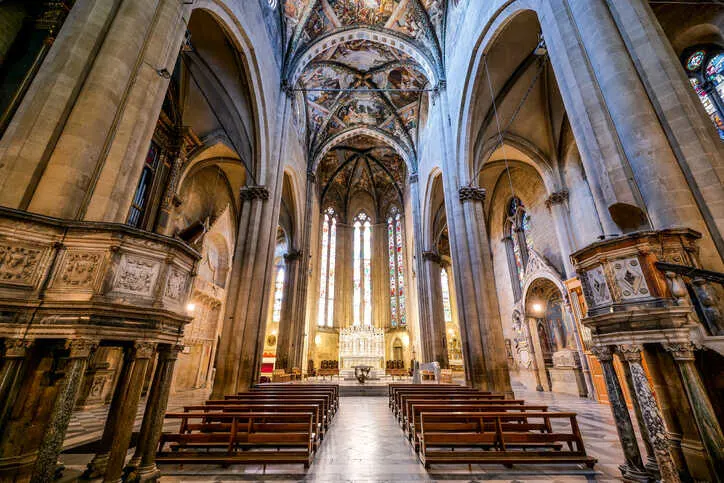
218, 396, 332, 429
396, 392, 505, 421
251, 387, 338, 413
157, 412, 315, 468
398, 394, 513, 426
418, 412, 597, 469
392, 388, 489, 414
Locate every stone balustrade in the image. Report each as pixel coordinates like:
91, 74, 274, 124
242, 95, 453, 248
0, 207, 200, 343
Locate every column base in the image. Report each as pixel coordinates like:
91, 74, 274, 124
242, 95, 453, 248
81, 452, 109, 479
125, 463, 161, 482
0, 452, 38, 482
619, 463, 653, 482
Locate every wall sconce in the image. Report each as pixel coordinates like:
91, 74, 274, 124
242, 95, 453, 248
186, 303, 196, 313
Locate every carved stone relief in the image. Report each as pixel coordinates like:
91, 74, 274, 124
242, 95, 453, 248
0, 244, 44, 287
164, 267, 187, 301
611, 257, 650, 301
585, 266, 612, 307
56, 251, 104, 289
113, 255, 160, 296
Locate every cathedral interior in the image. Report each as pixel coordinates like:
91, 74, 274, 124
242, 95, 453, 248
0, 0, 723, 482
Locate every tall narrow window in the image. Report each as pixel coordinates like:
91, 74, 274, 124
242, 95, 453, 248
506, 197, 533, 294
387, 208, 407, 327
127, 142, 161, 227
441, 267, 452, 323
683, 46, 724, 141
353, 212, 372, 326
272, 266, 285, 322
317, 207, 337, 327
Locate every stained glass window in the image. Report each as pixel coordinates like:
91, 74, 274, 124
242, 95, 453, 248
353, 212, 372, 326
441, 267, 452, 323
272, 266, 285, 322
684, 47, 724, 141
506, 197, 533, 294
317, 208, 337, 327
387, 208, 407, 327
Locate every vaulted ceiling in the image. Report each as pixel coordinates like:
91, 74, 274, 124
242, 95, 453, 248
281, 0, 446, 212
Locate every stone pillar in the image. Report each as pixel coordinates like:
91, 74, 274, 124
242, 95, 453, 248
125, 344, 182, 482
447, 185, 511, 393
590, 346, 649, 482
31, 338, 97, 483
618, 344, 681, 483
0, 339, 32, 435
422, 251, 448, 368
409, 173, 435, 362
155, 139, 186, 235
525, 316, 546, 392
83, 343, 154, 479
545, 190, 576, 277
100, 342, 155, 483
664, 342, 724, 479
213, 185, 275, 397
275, 250, 301, 372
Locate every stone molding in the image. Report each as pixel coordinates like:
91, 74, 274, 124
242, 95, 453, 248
617, 344, 644, 362
239, 186, 270, 202
458, 186, 486, 203
132, 342, 156, 359
662, 342, 697, 361
545, 190, 569, 208
66, 339, 99, 359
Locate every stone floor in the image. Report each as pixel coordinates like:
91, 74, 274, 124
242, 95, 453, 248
60, 387, 632, 482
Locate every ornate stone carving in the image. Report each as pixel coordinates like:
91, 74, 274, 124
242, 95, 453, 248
0, 244, 43, 286
458, 186, 486, 203
3, 338, 32, 358
58, 252, 103, 288
611, 258, 650, 300
590, 345, 613, 362
239, 185, 270, 202
133, 342, 157, 359
66, 338, 98, 359
617, 344, 644, 362
545, 190, 569, 208
584, 266, 612, 307
114, 256, 160, 295
662, 342, 696, 361
164, 268, 187, 301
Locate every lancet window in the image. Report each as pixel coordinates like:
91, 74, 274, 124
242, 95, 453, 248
387, 208, 407, 327
353, 212, 372, 326
271, 265, 285, 323
441, 267, 453, 323
505, 197, 533, 299
684, 46, 724, 141
317, 207, 337, 327
127, 142, 162, 227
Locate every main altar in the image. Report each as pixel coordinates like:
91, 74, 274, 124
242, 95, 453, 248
339, 326, 385, 378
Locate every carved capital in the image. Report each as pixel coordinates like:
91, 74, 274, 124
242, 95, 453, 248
617, 344, 644, 362
132, 342, 156, 359
66, 338, 98, 359
422, 251, 442, 264
159, 343, 184, 361
545, 190, 569, 208
3, 338, 32, 358
458, 186, 486, 203
239, 185, 270, 202
590, 345, 613, 362
663, 342, 697, 361
284, 250, 303, 262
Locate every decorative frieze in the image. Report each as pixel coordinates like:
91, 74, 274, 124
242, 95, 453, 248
57, 251, 104, 289
458, 186, 486, 203
67, 338, 99, 359
545, 190, 569, 208
239, 185, 270, 202
662, 342, 697, 361
164, 267, 187, 301
0, 244, 44, 287
114, 256, 160, 296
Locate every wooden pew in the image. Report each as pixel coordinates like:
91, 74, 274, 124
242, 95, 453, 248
388, 385, 478, 410
403, 399, 529, 434
183, 404, 324, 445
157, 412, 315, 468
241, 391, 335, 419
395, 390, 503, 420
398, 394, 509, 426
418, 412, 597, 469
407, 403, 550, 449
252, 385, 339, 412
220, 395, 332, 429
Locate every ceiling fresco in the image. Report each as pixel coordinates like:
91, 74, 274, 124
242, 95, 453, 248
282, 0, 445, 209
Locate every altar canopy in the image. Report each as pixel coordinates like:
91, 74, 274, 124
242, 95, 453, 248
339, 326, 385, 369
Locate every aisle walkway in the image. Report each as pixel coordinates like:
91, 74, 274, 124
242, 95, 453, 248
159, 394, 623, 482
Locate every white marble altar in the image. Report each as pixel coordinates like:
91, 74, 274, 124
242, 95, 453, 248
339, 326, 385, 370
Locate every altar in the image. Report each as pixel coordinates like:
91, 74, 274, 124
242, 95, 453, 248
339, 326, 385, 371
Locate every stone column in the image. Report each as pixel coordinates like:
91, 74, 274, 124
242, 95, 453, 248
83, 342, 154, 479
31, 338, 97, 483
545, 190, 576, 276
409, 173, 435, 362
422, 251, 448, 368
525, 317, 546, 392
100, 342, 155, 483
590, 346, 649, 482
275, 250, 301, 372
618, 344, 681, 483
664, 342, 724, 479
213, 185, 274, 397
0, 339, 32, 435
125, 344, 182, 482
154, 138, 186, 235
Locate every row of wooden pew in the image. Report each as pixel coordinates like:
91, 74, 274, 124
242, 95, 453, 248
156, 384, 339, 468
388, 383, 597, 469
